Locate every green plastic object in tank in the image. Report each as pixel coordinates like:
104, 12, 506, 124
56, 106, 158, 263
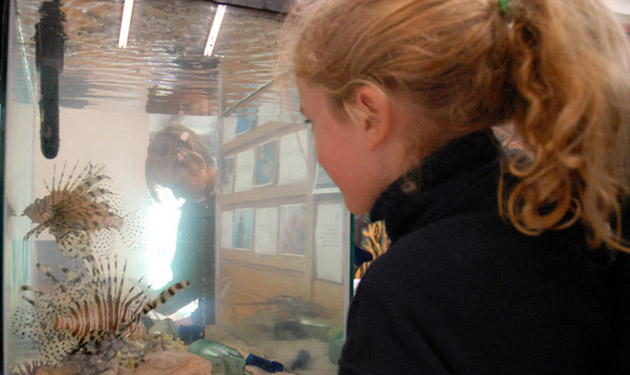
187, 339, 246, 375
329, 330, 343, 364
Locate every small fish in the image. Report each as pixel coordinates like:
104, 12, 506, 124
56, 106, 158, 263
22, 162, 123, 259
12, 255, 189, 364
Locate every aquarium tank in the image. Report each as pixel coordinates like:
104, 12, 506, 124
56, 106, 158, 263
1, 1, 352, 374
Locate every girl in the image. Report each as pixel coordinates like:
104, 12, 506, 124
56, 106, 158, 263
145, 123, 217, 325
285, 0, 630, 373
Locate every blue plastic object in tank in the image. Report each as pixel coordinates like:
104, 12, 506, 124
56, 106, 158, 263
291, 349, 311, 371
245, 353, 284, 372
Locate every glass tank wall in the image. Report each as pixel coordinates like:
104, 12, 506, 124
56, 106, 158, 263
2, 1, 350, 374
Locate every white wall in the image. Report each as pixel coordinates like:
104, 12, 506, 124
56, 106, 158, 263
33, 107, 150, 205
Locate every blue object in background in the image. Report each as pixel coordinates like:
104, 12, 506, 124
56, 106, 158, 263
291, 349, 311, 371
246, 353, 284, 373
178, 324, 204, 345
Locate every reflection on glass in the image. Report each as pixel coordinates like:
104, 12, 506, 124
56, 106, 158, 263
3, 1, 349, 374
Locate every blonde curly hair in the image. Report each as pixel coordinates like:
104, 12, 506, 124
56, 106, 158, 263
283, 0, 630, 251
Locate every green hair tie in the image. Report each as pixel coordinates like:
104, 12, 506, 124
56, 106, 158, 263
499, 0, 512, 14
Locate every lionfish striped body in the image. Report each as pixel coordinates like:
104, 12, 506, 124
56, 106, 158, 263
11, 255, 189, 365
22, 162, 123, 259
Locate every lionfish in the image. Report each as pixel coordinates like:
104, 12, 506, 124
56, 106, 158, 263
22, 162, 137, 259
11, 255, 189, 366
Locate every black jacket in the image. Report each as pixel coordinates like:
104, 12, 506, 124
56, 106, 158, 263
339, 131, 613, 374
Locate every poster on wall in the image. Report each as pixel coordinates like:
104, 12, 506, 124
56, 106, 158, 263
256, 102, 281, 127
233, 208, 254, 251
252, 139, 278, 187
278, 130, 309, 185
315, 203, 345, 283
234, 108, 257, 136
222, 117, 238, 144
221, 155, 236, 194
254, 207, 279, 255
278, 203, 307, 256
234, 149, 255, 193
313, 163, 340, 194
220, 210, 234, 249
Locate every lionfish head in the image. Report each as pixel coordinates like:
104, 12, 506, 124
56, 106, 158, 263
22, 200, 41, 219
22, 199, 54, 223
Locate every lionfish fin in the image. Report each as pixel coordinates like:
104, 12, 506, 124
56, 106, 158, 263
71, 174, 109, 196
56, 231, 92, 259
56, 160, 68, 191
19, 285, 44, 299
140, 280, 190, 317
62, 160, 80, 191
36, 263, 60, 284
114, 258, 128, 320
23, 223, 47, 241
21, 295, 37, 306
51, 164, 58, 192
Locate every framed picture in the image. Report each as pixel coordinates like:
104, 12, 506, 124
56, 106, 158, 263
278, 203, 307, 256
254, 207, 279, 255
233, 208, 254, 251
220, 210, 234, 249
313, 163, 339, 194
234, 109, 257, 135
315, 203, 345, 283
234, 149, 255, 193
278, 130, 309, 185
221, 155, 236, 193
253, 139, 278, 187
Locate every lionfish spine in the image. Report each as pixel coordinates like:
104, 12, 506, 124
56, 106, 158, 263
141, 280, 190, 316
10, 359, 53, 375
111, 280, 191, 339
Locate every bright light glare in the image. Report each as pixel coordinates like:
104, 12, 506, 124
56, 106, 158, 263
204, 5, 227, 57
118, 0, 134, 48
174, 300, 198, 317
146, 187, 183, 289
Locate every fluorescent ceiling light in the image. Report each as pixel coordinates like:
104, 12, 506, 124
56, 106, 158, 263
204, 5, 227, 57
118, 0, 134, 48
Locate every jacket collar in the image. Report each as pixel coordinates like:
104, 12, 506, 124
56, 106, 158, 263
370, 129, 501, 242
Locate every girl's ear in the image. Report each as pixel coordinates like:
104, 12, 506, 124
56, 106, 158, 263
188, 152, 208, 172
354, 85, 392, 150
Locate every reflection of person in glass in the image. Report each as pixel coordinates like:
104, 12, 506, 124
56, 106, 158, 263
254, 143, 276, 185
145, 123, 217, 325
280, 212, 305, 255
235, 214, 245, 249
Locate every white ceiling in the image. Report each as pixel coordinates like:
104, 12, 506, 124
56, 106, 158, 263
605, 0, 630, 15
